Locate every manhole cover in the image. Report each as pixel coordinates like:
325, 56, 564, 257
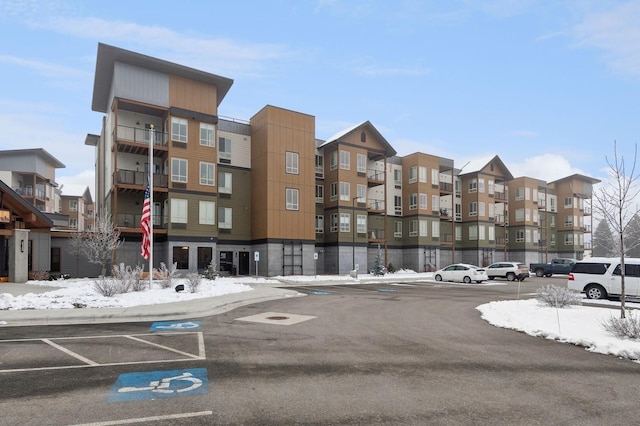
267, 316, 289, 320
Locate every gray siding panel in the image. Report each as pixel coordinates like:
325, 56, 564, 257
113, 62, 169, 108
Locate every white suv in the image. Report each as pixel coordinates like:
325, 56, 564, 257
567, 257, 640, 299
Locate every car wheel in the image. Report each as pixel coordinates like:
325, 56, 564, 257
545, 273, 552, 278
435, 274, 442, 282
585, 284, 607, 300
463, 276, 471, 284
475, 281, 483, 284
506, 272, 516, 281
488, 276, 495, 280
535, 269, 544, 277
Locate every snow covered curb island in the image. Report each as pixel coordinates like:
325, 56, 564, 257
477, 298, 640, 362
0, 277, 259, 310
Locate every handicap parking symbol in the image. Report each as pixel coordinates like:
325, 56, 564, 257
150, 321, 201, 332
107, 368, 208, 402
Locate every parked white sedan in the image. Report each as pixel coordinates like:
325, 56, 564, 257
434, 264, 488, 284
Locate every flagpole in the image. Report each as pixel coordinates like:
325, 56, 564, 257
148, 124, 154, 289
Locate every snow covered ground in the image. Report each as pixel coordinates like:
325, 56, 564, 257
1, 271, 639, 363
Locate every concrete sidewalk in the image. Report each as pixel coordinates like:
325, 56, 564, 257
0, 283, 303, 327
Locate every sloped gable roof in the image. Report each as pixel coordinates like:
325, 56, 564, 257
319, 121, 397, 157
0, 180, 53, 228
459, 155, 513, 180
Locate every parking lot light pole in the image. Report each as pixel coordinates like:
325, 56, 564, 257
353, 196, 359, 275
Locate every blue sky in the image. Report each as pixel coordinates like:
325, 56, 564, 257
1, 0, 639, 196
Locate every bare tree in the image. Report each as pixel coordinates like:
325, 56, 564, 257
593, 142, 640, 318
75, 212, 123, 277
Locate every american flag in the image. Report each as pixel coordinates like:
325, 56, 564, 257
140, 181, 151, 260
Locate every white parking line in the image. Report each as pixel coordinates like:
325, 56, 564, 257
69, 410, 213, 426
0, 332, 205, 373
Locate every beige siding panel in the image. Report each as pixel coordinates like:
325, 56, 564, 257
169, 75, 218, 116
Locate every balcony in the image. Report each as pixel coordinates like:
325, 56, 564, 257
116, 169, 169, 189
116, 213, 167, 230
368, 228, 385, 243
439, 182, 453, 193
367, 169, 385, 187
367, 199, 385, 214
115, 125, 168, 155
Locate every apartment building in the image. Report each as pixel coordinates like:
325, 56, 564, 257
0, 148, 65, 213
59, 187, 94, 232
88, 43, 599, 277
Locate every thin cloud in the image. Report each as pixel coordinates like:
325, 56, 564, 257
0, 54, 89, 79
508, 153, 586, 181
572, 2, 640, 78
33, 16, 293, 78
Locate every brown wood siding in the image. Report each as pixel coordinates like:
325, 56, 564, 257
250, 106, 315, 241
168, 75, 218, 116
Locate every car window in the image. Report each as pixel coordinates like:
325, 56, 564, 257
574, 262, 610, 275
613, 263, 640, 277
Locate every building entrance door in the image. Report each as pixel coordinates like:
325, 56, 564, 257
238, 251, 249, 275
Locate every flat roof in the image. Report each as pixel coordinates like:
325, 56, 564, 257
0, 148, 65, 169
92, 43, 234, 113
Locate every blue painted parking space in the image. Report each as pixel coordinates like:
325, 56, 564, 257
307, 290, 333, 295
107, 368, 208, 402
150, 321, 202, 332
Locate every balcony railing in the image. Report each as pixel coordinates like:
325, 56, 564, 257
116, 170, 168, 188
368, 199, 385, 212
367, 169, 385, 184
116, 125, 168, 146
117, 213, 166, 229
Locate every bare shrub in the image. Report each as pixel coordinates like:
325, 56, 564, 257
29, 271, 50, 281
203, 259, 218, 280
93, 277, 124, 297
186, 272, 202, 293
130, 265, 145, 292
157, 262, 178, 289
536, 285, 583, 308
601, 311, 640, 339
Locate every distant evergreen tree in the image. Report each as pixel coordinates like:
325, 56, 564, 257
624, 214, 640, 258
371, 244, 386, 276
593, 220, 616, 257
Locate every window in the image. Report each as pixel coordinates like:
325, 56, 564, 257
200, 123, 215, 146
286, 188, 299, 210
419, 193, 427, 210
419, 166, 427, 183
564, 234, 574, 245
431, 169, 439, 185
171, 158, 187, 183
218, 172, 232, 194
330, 151, 338, 170
316, 215, 324, 233
69, 200, 78, 211
347, 185, 361, 203
431, 195, 440, 212
340, 213, 350, 232
69, 218, 78, 229
515, 208, 525, 222
409, 166, 418, 183
469, 225, 478, 240
357, 214, 367, 234
409, 220, 418, 237
340, 182, 350, 201
171, 198, 188, 223
469, 179, 477, 193
316, 185, 324, 203
173, 246, 189, 269
469, 202, 477, 217
286, 152, 299, 174
315, 155, 324, 178
479, 202, 485, 217
394, 169, 402, 187
197, 247, 213, 270
564, 197, 573, 208
525, 187, 531, 200
339, 150, 350, 170
479, 225, 485, 241
488, 180, 495, 195
488, 226, 495, 242
218, 207, 232, 229
200, 162, 215, 186
550, 234, 556, 246
219, 137, 232, 160
515, 229, 525, 243
515, 187, 525, 201
394, 195, 402, 215
455, 225, 462, 241
533, 210, 539, 224
199, 201, 215, 225
394, 221, 402, 237
409, 193, 418, 210
420, 220, 428, 237
478, 178, 485, 193
357, 153, 366, 173
330, 182, 338, 201
432, 221, 440, 238
550, 215, 556, 228
565, 216, 573, 226
330, 213, 338, 232
525, 208, 531, 221
171, 117, 187, 142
